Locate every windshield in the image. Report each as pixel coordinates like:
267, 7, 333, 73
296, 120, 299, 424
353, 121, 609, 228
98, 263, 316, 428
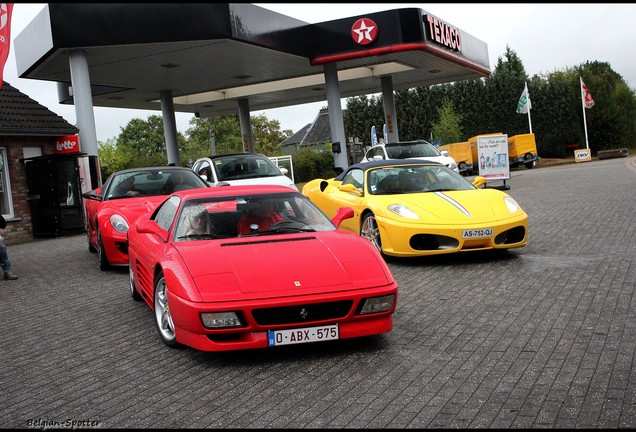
386, 142, 441, 159
174, 192, 335, 241
212, 154, 283, 182
105, 169, 207, 199
368, 165, 475, 195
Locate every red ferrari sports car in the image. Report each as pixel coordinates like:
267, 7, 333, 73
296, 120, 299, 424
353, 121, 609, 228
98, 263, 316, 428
127, 185, 398, 352
82, 166, 209, 270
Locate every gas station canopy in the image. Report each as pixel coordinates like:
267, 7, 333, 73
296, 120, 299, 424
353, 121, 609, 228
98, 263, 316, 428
14, 3, 490, 118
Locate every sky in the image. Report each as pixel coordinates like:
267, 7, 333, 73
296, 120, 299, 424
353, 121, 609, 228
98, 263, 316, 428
3, 3, 636, 142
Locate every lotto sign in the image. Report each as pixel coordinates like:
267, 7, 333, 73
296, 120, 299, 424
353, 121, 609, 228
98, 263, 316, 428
54, 135, 80, 154
574, 149, 591, 163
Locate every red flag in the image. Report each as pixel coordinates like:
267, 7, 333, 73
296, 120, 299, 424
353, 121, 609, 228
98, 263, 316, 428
0, 3, 14, 90
580, 77, 594, 109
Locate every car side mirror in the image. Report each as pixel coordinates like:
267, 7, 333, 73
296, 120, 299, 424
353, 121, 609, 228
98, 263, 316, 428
279, 167, 289, 175
440, 150, 449, 157
332, 207, 354, 227
136, 219, 168, 242
338, 184, 362, 195
82, 190, 103, 201
472, 176, 488, 188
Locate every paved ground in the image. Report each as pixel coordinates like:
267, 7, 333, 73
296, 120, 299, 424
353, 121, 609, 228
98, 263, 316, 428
2, 156, 635, 429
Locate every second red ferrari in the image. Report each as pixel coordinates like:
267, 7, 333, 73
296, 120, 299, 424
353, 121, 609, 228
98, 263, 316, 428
82, 166, 209, 270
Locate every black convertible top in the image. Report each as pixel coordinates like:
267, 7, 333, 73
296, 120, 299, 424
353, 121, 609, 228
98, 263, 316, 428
334, 159, 443, 181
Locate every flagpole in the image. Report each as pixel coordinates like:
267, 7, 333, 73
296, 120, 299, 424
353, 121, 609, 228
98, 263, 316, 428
580, 76, 590, 150
525, 82, 532, 134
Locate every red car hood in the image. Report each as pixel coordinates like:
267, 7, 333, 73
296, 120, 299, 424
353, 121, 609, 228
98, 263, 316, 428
175, 232, 392, 302
106, 196, 166, 222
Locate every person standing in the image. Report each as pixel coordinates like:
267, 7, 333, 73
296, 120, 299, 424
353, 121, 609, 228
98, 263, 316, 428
0, 215, 18, 280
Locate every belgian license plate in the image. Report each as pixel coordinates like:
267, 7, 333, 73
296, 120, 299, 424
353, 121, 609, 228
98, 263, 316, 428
462, 228, 494, 238
268, 324, 339, 347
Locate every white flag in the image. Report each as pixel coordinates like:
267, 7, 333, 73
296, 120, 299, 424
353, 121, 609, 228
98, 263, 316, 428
516, 82, 531, 114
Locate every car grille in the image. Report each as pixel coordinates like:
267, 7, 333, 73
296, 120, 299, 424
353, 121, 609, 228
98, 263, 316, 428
252, 300, 353, 325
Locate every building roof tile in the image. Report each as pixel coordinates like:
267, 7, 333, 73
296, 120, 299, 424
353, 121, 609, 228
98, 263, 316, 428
0, 81, 79, 137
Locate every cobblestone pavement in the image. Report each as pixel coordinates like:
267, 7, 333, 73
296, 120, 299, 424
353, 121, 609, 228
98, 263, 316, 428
2, 157, 635, 429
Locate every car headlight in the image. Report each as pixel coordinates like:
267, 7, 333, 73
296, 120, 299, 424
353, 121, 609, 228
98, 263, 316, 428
110, 214, 129, 233
504, 196, 519, 213
387, 204, 420, 219
201, 312, 244, 329
448, 161, 458, 170
359, 294, 395, 315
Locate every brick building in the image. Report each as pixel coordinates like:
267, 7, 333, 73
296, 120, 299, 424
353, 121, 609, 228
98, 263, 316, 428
0, 81, 79, 244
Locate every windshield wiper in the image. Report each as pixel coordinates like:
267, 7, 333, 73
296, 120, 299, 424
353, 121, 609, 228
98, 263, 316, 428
427, 188, 455, 193
239, 221, 317, 235
269, 220, 316, 232
269, 226, 316, 233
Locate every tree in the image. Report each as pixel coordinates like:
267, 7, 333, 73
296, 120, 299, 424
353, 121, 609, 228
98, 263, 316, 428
117, 115, 187, 166
431, 99, 463, 144
450, 78, 487, 140
184, 115, 243, 160
98, 112, 294, 177
575, 61, 636, 151
251, 114, 293, 155
184, 114, 292, 161
395, 86, 437, 141
484, 45, 530, 135
343, 96, 384, 145
529, 71, 581, 157
341, 45, 636, 157
97, 138, 129, 179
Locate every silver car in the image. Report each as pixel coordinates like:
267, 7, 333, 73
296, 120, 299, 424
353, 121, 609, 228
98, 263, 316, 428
360, 140, 459, 173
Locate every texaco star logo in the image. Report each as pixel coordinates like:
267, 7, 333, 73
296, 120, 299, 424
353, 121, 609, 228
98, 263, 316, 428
351, 18, 378, 45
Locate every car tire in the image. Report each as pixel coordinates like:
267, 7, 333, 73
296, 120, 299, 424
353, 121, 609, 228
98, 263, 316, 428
360, 212, 382, 253
458, 162, 468, 172
129, 267, 142, 301
97, 230, 111, 271
154, 271, 178, 348
87, 230, 97, 253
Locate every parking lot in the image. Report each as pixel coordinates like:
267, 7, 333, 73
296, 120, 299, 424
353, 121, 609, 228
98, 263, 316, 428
2, 156, 635, 429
